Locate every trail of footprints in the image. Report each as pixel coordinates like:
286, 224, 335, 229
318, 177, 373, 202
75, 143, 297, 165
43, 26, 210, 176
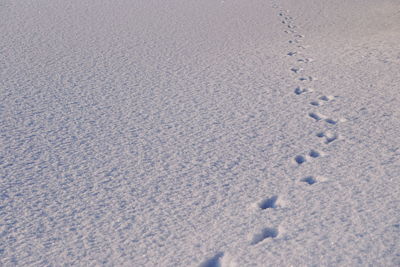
201, 6, 346, 266
249, 6, 345, 249
282, 9, 345, 183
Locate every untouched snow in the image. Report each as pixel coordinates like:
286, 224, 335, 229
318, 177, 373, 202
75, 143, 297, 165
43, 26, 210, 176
1, 0, 399, 266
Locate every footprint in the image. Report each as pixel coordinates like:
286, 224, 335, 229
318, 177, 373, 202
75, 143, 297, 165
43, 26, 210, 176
200, 252, 224, 267
250, 227, 279, 245
316, 131, 339, 144
309, 95, 336, 106
301, 175, 327, 185
284, 29, 296, 34
309, 113, 341, 125
287, 51, 297, 56
290, 67, 302, 73
294, 87, 305, 95
299, 76, 314, 81
294, 155, 306, 165
294, 87, 312, 95
325, 118, 338, 125
258, 196, 279, 209
297, 58, 314, 63
287, 24, 296, 29
308, 149, 321, 158
319, 95, 335, 101
294, 150, 322, 165
301, 176, 317, 185
325, 133, 339, 144
308, 112, 323, 121
294, 34, 304, 38
297, 45, 311, 49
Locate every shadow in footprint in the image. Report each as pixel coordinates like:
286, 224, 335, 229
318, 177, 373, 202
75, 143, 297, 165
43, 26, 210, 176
299, 76, 314, 81
259, 196, 278, 210
320, 95, 336, 101
290, 67, 302, 73
251, 228, 279, 245
316, 132, 339, 144
295, 87, 312, 95
301, 176, 317, 185
326, 134, 338, 144
310, 96, 335, 107
325, 118, 337, 125
294, 87, 304, 95
294, 155, 306, 165
200, 252, 224, 267
298, 58, 313, 63
309, 150, 320, 158
310, 101, 320, 106
309, 112, 322, 121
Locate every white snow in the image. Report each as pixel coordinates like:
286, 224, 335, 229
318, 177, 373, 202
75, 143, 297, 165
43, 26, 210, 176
1, 0, 399, 266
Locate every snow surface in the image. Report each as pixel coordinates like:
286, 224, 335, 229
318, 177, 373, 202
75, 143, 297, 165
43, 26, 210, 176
1, 0, 400, 266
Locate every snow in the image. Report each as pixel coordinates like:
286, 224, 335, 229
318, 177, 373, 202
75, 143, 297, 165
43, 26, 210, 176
1, 0, 399, 266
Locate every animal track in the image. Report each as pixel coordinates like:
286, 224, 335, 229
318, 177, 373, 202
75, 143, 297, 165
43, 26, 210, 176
310, 101, 320, 106
310, 95, 336, 106
308, 149, 320, 158
200, 252, 224, 267
294, 150, 322, 165
301, 175, 327, 185
284, 29, 296, 34
319, 95, 335, 101
301, 176, 317, 185
297, 45, 311, 49
294, 86, 312, 95
294, 155, 306, 165
325, 118, 337, 125
250, 227, 279, 245
290, 67, 302, 73
258, 196, 279, 209
299, 76, 314, 81
297, 58, 313, 63
309, 112, 323, 121
308, 113, 343, 125
316, 131, 339, 144
273, 6, 343, 250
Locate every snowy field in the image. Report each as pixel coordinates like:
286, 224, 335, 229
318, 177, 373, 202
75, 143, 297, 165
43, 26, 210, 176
1, 0, 400, 266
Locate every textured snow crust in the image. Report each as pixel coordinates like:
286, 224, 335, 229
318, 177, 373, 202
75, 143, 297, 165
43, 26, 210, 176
1, 0, 399, 266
